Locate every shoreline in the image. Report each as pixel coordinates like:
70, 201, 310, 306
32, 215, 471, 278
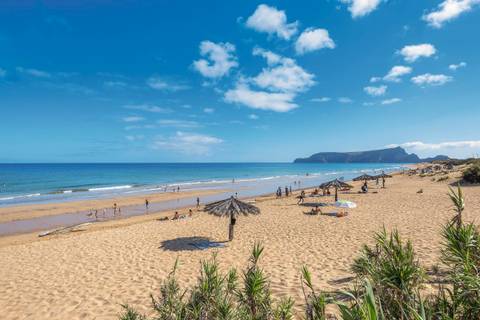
0, 166, 408, 244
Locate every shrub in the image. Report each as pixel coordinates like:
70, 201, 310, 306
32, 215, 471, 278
351, 229, 426, 319
462, 164, 480, 183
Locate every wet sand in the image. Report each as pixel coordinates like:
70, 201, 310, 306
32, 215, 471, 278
0, 169, 479, 319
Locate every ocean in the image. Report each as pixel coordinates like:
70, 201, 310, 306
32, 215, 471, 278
0, 163, 406, 207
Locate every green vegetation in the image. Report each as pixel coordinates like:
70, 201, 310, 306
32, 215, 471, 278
462, 164, 480, 184
119, 186, 480, 320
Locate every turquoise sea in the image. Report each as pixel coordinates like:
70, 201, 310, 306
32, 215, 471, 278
0, 163, 406, 207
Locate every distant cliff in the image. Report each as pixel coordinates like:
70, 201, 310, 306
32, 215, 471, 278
294, 147, 449, 163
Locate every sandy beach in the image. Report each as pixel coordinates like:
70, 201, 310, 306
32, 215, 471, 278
1, 168, 479, 319
0, 189, 226, 224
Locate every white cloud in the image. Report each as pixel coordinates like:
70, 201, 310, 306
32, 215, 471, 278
0, 68, 6, 77
411, 73, 452, 86
370, 77, 382, 83
383, 65, 412, 82
152, 131, 223, 155
124, 104, 172, 113
245, 4, 298, 40
225, 49, 314, 113
364, 85, 387, 96
338, 97, 353, 103
363, 102, 376, 106
423, 0, 480, 28
146, 77, 189, 91
340, 0, 383, 18
381, 98, 402, 105
248, 114, 259, 120
203, 108, 215, 113
399, 44, 436, 63
295, 28, 335, 55
252, 49, 315, 93
157, 119, 200, 128
123, 116, 144, 123
224, 83, 297, 112
310, 97, 331, 102
16, 67, 51, 78
193, 41, 238, 79
387, 140, 480, 151
449, 61, 467, 70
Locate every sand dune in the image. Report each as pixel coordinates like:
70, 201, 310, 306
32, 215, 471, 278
0, 172, 479, 319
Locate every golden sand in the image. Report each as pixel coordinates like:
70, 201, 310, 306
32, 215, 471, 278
0, 171, 479, 319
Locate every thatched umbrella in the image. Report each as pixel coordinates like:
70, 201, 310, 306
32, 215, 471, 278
204, 196, 260, 241
319, 179, 353, 202
353, 174, 375, 182
374, 172, 393, 188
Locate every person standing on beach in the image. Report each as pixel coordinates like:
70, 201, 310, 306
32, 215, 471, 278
103, 208, 107, 218
177, 186, 180, 192
285, 187, 289, 197
145, 199, 149, 212
196, 197, 200, 208
113, 203, 117, 216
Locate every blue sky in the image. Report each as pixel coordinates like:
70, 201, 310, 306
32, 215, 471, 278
0, 0, 479, 162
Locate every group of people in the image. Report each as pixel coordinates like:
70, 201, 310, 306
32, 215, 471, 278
87, 202, 122, 220
276, 186, 293, 198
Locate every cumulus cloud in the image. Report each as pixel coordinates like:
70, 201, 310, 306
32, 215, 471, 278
310, 97, 331, 102
383, 65, 413, 82
152, 131, 223, 155
399, 44, 436, 63
245, 4, 298, 40
381, 98, 402, 105
411, 73, 452, 86
224, 49, 315, 112
252, 49, 315, 93
16, 67, 51, 78
387, 140, 480, 151
224, 83, 297, 112
449, 61, 467, 70
157, 119, 200, 128
364, 85, 387, 96
423, 0, 480, 28
124, 104, 172, 113
122, 116, 144, 123
340, 0, 383, 18
295, 28, 335, 55
193, 41, 238, 79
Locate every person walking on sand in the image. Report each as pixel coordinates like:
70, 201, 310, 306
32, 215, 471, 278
103, 208, 107, 218
196, 197, 200, 208
145, 199, 149, 212
113, 203, 117, 216
94, 209, 98, 220
297, 191, 305, 204
285, 186, 289, 197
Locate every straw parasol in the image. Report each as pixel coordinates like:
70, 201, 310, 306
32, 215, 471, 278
204, 196, 260, 241
374, 172, 393, 188
353, 174, 375, 182
319, 179, 353, 202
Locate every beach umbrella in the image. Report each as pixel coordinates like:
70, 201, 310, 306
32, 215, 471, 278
319, 179, 353, 202
204, 196, 260, 241
374, 172, 393, 188
353, 174, 375, 182
335, 200, 357, 209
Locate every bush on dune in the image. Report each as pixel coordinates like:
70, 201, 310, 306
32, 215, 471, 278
119, 186, 480, 320
462, 164, 480, 184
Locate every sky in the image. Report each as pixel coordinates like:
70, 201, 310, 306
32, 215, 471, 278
0, 0, 479, 162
